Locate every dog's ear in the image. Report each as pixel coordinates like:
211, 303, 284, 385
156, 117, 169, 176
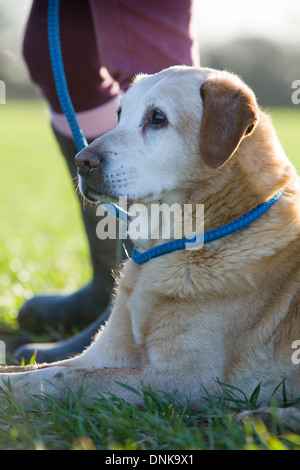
199, 75, 259, 169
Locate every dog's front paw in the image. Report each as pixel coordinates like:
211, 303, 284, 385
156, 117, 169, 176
0, 365, 39, 374
0, 365, 39, 402
0, 368, 39, 405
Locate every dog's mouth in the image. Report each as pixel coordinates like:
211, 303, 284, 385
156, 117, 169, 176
79, 178, 154, 205
78, 175, 156, 208
78, 176, 108, 203
84, 187, 102, 202
81, 184, 118, 204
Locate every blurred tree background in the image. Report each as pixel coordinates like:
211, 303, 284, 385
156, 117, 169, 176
201, 37, 300, 107
0, 6, 36, 100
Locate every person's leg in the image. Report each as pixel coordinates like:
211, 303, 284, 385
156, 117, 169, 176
20, 0, 125, 333
22, 0, 119, 114
89, 0, 200, 91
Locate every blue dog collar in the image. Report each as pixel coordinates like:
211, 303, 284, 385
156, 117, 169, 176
131, 190, 283, 265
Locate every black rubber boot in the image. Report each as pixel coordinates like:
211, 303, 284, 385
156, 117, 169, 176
14, 305, 111, 363
18, 129, 131, 334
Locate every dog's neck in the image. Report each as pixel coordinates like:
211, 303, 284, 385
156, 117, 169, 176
195, 179, 263, 233
127, 182, 259, 254
127, 199, 186, 253
129, 168, 288, 256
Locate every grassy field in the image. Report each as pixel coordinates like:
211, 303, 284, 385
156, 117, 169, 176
0, 101, 300, 450
0, 101, 90, 334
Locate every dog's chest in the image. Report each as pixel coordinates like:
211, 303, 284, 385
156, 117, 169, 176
126, 287, 155, 346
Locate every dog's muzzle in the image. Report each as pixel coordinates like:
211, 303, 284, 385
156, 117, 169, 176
75, 148, 107, 201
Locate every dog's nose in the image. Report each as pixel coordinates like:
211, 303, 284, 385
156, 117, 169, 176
75, 149, 103, 175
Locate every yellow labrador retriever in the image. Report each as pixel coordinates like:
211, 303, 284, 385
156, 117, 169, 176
1, 66, 300, 409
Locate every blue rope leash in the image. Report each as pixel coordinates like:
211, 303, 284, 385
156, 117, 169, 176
47, 0, 87, 151
48, 0, 130, 222
131, 190, 283, 264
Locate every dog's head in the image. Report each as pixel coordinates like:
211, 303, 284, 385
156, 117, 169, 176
75, 66, 262, 204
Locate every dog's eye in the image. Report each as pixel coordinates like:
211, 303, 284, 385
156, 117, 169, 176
151, 110, 167, 126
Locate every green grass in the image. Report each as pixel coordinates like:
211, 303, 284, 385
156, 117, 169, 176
0, 101, 91, 333
0, 101, 300, 450
0, 378, 299, 450
267, 107, 300, 171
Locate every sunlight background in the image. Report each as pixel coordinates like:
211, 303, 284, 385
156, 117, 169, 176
1, 0, 300, 44
0, 0, 300, 104
1, 0, 300, 69
196, 0, 300, 45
